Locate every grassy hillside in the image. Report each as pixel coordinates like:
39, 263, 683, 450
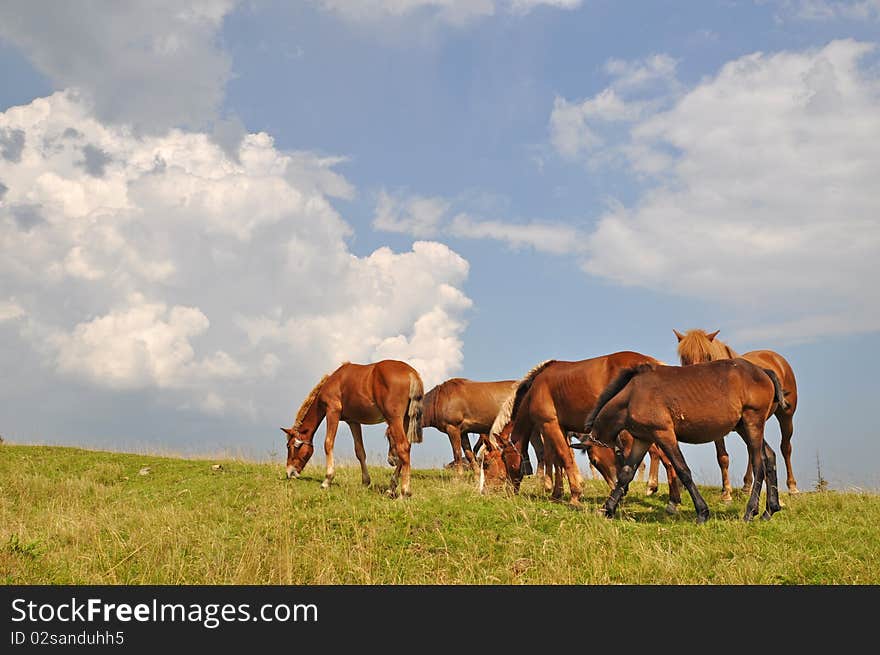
1, 444, 877, 584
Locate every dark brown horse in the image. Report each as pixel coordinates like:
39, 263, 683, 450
422, 378, 517, 472
675, 329, 799, 498
585, 359, 787, 523
482, 351, 663, 507
281, 360, 424, 497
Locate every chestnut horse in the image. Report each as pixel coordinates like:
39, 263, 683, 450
482, 351, 663, 507
281, 360, 424, 497
585, 359, 787, 523
422, 378, 517, 472
675, 329, 799, 498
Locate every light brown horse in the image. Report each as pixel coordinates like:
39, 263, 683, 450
281, 360, 424, 497
675, 329, 799, 498
422, 378, 517, 472
482, 351, 663, 507
585, 359, 787, 522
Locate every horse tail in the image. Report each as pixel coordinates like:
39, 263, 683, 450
406, 372, 424, 444
584, 364, 655, 434
762, 368, 789, 411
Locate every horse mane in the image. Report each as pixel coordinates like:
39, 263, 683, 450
677, 329, 738, 365
489, 360, 556, 441
292, 362, 348, 430
584, 363, 656, 434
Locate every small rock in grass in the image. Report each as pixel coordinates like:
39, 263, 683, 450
138, 466, 151, 476
211, 464, 223, 471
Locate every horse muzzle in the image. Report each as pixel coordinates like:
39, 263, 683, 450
286, 465, 300, 479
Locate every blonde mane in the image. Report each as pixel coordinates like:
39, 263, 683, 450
292, 362, 349, 430
489, 360, 556, 441
676, 329, 738, 365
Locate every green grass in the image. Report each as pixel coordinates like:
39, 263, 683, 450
1, 444, 878, 584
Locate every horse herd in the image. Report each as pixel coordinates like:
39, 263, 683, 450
280, 329, 797, 523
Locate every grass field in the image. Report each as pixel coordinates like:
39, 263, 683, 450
1, 444, 878, 584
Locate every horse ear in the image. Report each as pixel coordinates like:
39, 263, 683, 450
707, 330, 720, 341
280, 427, 291, 437
673, 329, 685, 342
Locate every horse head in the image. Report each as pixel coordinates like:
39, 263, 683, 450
281, 426, 314, 479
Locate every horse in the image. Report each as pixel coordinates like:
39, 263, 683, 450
422, 378, 517, 472
675, 328, 799, 498
585, 358, 788, 523
280, 360, 424, 497
569, 432, 683, 514
480, 351, 663, 507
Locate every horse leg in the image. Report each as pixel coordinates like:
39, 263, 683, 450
655, 434, 711, 524
531, 429, 545, 482
715, 437, 733, 502
761, 441, 781, 519
778, 411, 798, 494
321, 412, 341, 489
646, 446, 660, 496
737, 419, 767, 522
541, 420, 583, 507
637, 460, 646, 483
388, 418, 412, 497
662, 454, 682, 514
461, 432, 478, 472
348, 422, 370, 487
602, 438, 650, 518
446, 425, 465, 474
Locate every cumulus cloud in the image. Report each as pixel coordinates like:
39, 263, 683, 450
0, 92, 473, 415
580, 40, 880, 342
0, 1, 236, 132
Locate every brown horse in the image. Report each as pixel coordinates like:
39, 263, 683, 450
675, 329, 799, 498
585, 359, 787, 523
482, 351, 663, 507
569, 432, 683, 513
422, 378, 517, 472
281, 360, 424, 497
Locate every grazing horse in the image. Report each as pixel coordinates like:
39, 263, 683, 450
422, 378, 517, 472
585, 359, 787, 523
281, 360, 424, 497
569, 433, 683, 514
481, 351, 663, 507
675, 329, 799, 498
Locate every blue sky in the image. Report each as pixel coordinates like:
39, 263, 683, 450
1, 1, 878, 489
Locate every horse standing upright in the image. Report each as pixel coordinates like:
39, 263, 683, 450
281, 360, 424, 497
422, 378, 517, 472
585, 358, 788, 523
675, 329, 799, 498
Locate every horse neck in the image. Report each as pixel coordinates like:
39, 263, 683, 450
297, 401, 326, 441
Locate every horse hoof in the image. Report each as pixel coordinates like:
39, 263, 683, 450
720, 492, 733, 503
320, 481, 331, 490
362, 479, 371, 487
788, 486, 800, 495
665, 502, 680, 515
695, 513, 709, 525
760, 510, 773, 521
645, 487, 657, 497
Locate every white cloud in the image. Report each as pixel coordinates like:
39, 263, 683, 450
771, 0, 880, 21
449, 214, 585, 255
0, 92, 473, 414
314, 0, 580, 26
580, 40, 880, 343
549, 54, 679, 162
0, 1, 236, 132
373, 190, 450, 236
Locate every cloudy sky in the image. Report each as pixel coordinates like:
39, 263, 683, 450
1, 1, 878, 488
